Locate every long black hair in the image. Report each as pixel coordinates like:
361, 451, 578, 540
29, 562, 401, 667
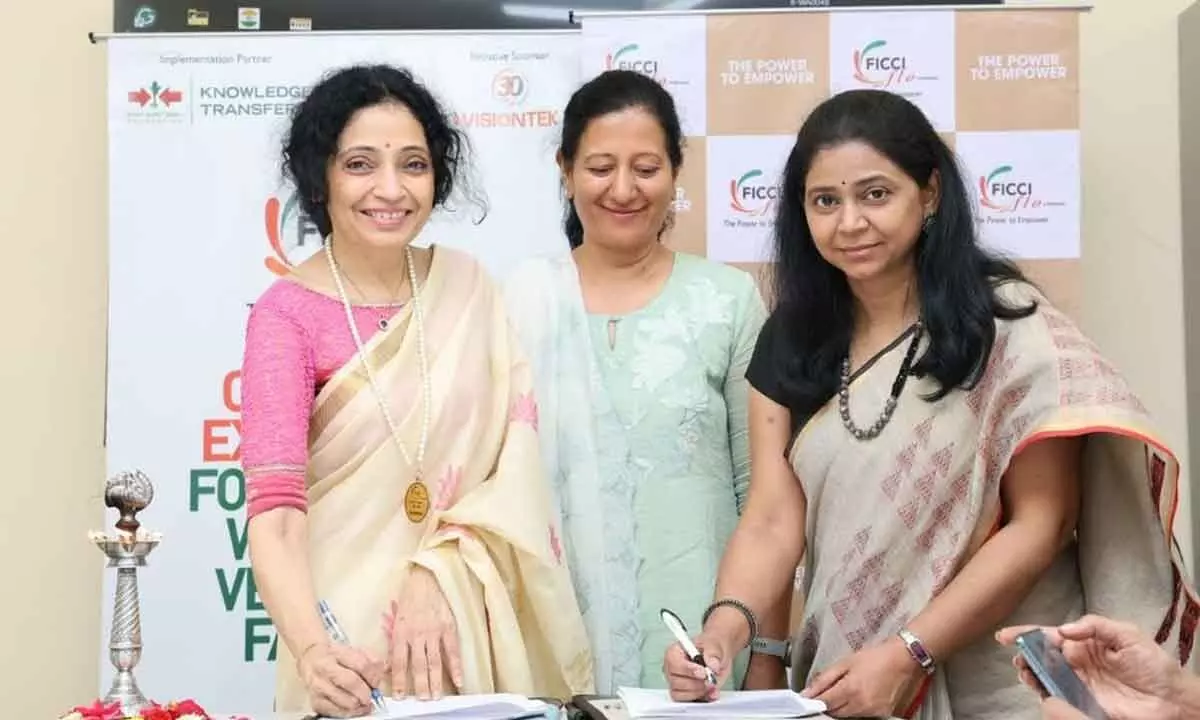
768, 89, 1036, 423
557, 70, 684, 248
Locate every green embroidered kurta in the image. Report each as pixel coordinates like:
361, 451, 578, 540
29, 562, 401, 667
505, 251, 767, 692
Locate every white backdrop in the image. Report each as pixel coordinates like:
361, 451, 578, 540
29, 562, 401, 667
103, 30, 579, 712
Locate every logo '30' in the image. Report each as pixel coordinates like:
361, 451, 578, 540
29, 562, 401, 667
492, 70, 528, 105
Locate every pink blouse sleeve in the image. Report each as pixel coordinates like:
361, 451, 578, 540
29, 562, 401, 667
240, 303, 315, 519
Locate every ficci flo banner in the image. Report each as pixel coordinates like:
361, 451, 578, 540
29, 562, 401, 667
103, 31, 578, 712
579, 8, 1083, 316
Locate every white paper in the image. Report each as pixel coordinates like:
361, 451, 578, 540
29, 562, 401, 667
339, 693, 551, 720
618, 687, 827, 718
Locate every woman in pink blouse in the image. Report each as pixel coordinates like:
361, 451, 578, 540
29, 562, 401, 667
240, 64, 592, 718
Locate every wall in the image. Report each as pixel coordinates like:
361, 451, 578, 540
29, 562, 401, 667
1074, 0, 1194, 564
1180, 1, 1200, 590
0, 2, 110, 717
1000, 0, 1194, 564
0, 0, 1195, 717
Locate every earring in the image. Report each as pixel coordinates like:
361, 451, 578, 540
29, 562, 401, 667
922, 213, 934, 232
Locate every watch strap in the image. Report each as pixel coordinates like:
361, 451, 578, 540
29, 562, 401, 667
750, 636, 792, 667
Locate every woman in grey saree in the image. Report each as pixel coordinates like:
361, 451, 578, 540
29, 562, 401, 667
662, 90, 1198, 719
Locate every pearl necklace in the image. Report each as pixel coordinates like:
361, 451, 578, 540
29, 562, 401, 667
324, 238, 431, 487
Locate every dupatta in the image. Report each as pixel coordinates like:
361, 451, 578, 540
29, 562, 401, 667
273, 247, 594, 712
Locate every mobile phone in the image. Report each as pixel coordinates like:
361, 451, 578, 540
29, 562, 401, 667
1014, 629, 1109, 720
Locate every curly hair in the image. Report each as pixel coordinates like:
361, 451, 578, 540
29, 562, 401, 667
282, 63, 485, 237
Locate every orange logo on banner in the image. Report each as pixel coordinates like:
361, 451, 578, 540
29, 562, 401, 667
263, 193, 321, 276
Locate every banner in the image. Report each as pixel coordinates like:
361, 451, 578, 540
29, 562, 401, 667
579, 7, 1082, 316
103, 30, 578, 712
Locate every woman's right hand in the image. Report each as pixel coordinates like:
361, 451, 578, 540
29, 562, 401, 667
664, 631, 736, 702
998, 614, 1185, 720
298, 641, 386, 718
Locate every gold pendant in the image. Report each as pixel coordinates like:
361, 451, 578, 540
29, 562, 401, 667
403, 479, 430, 523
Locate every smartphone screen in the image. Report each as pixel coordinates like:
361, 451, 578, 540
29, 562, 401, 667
1015, 629, 1109, 720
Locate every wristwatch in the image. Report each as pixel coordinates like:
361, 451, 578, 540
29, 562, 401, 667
750, 636, 792, 667
898, 628, 936, 675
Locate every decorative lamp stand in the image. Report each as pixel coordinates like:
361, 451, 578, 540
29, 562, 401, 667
90, 470, 162, 717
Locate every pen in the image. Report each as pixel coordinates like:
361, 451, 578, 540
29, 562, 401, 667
318, 599, 388, 713
660, 608, 718, 687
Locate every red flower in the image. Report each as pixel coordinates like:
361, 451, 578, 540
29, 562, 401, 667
62, 697, 210, 720
141, 704, 173, 720
168, 699, 208, 716
68, 699, 124, 720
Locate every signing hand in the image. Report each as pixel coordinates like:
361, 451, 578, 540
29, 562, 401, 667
997, 614, 1184, 720
298, 641, 385, 718
801, 636, 924, 718
664, 631, 734, 702
390, 565, 463, 700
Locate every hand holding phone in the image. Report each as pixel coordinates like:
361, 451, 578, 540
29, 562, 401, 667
1014, 629, 1109, 720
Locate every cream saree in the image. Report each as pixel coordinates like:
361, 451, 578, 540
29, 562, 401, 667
273, 246, 594, 713
788, 282, 1199, 719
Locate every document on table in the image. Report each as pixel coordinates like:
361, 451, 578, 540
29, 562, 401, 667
335, 693, 552, 720
617, 687, 828, 718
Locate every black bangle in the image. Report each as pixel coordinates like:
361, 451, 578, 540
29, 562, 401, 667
702, 598, 759, 648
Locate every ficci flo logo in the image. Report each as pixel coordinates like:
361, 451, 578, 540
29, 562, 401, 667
492, 68, 528, 106
978, 165, 1062, 213
606, 43, 660, 77
729, 169, 780, 216
264, 193, 321, 276
853, 40, 917, 88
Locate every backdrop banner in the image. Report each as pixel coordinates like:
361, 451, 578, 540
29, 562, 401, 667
102, 6, 1082, 714
578, 7, 1083, 315
103, 30, 578, 712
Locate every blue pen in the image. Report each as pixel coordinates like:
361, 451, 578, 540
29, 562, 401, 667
318, 600, 387, 713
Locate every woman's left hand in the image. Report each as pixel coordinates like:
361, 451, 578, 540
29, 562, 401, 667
801, 637, 924, 717
390, 565, 464, 700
